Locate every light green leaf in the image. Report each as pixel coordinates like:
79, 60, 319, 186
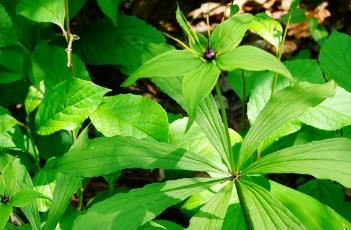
17, 0, 65, 29
0, 106, 18, 133
10, 190, 48, 207
90, 94, 169, 142
217, 45, 292, 80
123, 49, 202, 86
270, 180, 351, 229
299, 86, 351, 130
0, 161, 17, 197
298, 179, 351, 221
169, 117, 223, 164
183, 62, 220, 129
142, 220, 183, 230
238, 81, 335, 168
96, 0, 121, 26
24, 82, 44, 115
35, 78, 109, 135
72, 178, 226, 230
31, 42, 90, 89
47, 135, 229, 177
244, 138, 351, 188
0, 205, 12, 230
76, 16, 165, 74
210, 14, 253, 54
319, 31, 351, 92
33, 170, 56, 212
250, 13, 283, 48
0, 3, 18, 47
236, 179, 304, 229
188, 182, 233, 230
43, 174, 81, 230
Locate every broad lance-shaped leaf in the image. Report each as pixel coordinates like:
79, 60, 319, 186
152, 77, 233, 170
238, 81, 335, 168
183, 62, 220, 130
269, 180, 351, 229
90, 94, 169, 142
244, 138, 351, 188
188, 182, 233, 230
217, 45, 293, 81
176, 4, 198, 45
72, 177, 227, 230
210, 14, 253, 54
47, 135, 230, 177
236, 179, 304, 229
35, 78, 109, 135
319, 31, 351, 92
123, 49, 203, 86
17, 0, 65, 30
0, 3, 18, 47
43, 174, 81, 230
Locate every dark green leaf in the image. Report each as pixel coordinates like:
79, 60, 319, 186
96, 0, 121, 26
0, 3, 18, 47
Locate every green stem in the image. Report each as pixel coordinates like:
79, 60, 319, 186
64, 0, 74, 77
240, 70, 246, 131
215, 82, 235, 172
271, 4, 294, 95
77, 187, 83, 211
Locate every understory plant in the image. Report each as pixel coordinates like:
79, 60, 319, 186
0, 0, 351, 229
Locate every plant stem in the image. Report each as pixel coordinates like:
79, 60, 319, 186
77, 187, 84, 211
215, 82, 235, 172
64, 0, 74, 77
240, 70, 246, 131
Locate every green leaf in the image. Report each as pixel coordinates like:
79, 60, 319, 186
43, 174, 81, 230
141, 220, 183, 230
299, 86, 351, 130
222, 203, 246, 230
0, 3, 18, 47
210, 14, 253, 54
227, 70, 258, 101
0, 161, 17, 197
319, 31, 351, 92
152, 77, 233, 170
183, 62, 220, 129
169, 117, 223, 165
72, 178, 226, 230
35, 78, 109, 135
90, 94, 169, 142
31, 42, 90, 89
17, 0, 65, 29
24, 82, 44, 115
0, 106, 18, 133
244, 138, 351, 188
123, 49, 202, 86
298, 180, 351, 221
10, 190, 47, 207
0, 45, 27, 84
96, 0, 121, 26
33, 170, 56, 212
236, 179, 304, 229
0, 205, 12, 230
47, 135, 229, 177
269, 180, 351, 229
250, 13, 283, 48
76, 16, 165, 74
238, 81, 335, 168
217, 45, 292, 80
188, 182, 233, 229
